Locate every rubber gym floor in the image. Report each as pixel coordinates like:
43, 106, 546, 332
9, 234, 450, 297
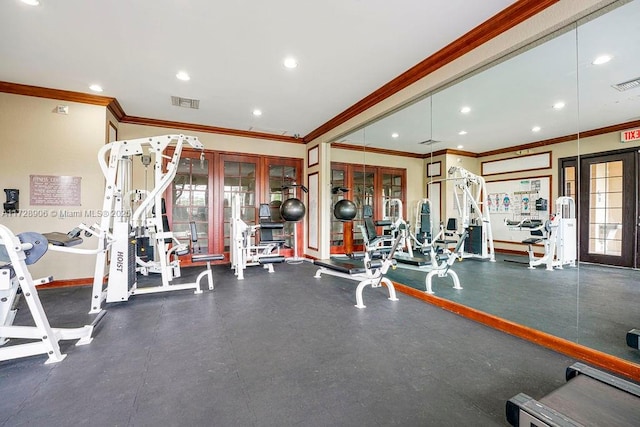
1, 259, 608, 427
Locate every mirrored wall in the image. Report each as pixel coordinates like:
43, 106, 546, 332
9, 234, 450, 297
331, 0, 640, 366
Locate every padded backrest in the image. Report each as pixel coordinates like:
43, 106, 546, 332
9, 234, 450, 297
446, 218, 457, 231
530, 229, 544, 237
258, 203, 271, 219
258, 203, 281, 242
418, 203, 431, 240
363, 217, 378, 242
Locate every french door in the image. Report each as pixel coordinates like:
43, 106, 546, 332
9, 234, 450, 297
168, 149, 302, 261
579, 151, 636, 267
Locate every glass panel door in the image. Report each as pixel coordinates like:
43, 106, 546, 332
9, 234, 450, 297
172, 155, 210, 254
353, 169, 375, 246
223, 159, 257, 252
268, 164, 297, 251
381, 170, 404, 221
579, 151, 635, 267
330, 165, 352, 254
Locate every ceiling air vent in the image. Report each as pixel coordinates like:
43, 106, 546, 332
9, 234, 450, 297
612, 77, 640, 92
171, 96, 200, 109
418, 139, 440, 146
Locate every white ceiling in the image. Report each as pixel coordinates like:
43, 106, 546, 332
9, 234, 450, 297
0, 0, 518, 140
341, 0, 640, 154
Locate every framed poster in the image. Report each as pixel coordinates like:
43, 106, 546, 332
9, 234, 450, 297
485, 175, 551, 243
308, 146, 319, 168
427, 161, 441, 177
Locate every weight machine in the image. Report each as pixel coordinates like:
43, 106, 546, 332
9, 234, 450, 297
506, 196, 576, 270
230, 195, 285, 280
89, 134, 208, 314
314, 229, 401, 309
445, 166, 495, 261
0, 224, 102, 364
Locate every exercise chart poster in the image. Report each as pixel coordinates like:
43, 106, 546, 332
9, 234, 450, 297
30, 175, 82, 206
485, 176, 550, 243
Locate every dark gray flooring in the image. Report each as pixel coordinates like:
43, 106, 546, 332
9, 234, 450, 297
387, 254, 640, 363
1, 261, 584, 426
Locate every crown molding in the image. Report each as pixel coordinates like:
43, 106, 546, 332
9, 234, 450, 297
331, 142, 424, 158
121, 116, 303, 144
302, 0, 559, 143
0, 81, 114, 106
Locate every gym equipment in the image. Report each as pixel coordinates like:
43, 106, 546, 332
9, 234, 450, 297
89, 134, 211, 314
443, 166, 495, 261
413, 199, 433, 251
0, 224, 103, 364
3, 188, 19, 213
626, 328, 640, 350
424, 229, 468, 294
315, 198, 401, 308
506, 197, 576, 270
281, 183, 307, 262
506, 362, 640, 426
280, 198, 305, 222
333, 199, 357, 222
188, 222, 224, 290
360, 207, 395, 253
313, 231, 401, 309
230, 196, 285, 280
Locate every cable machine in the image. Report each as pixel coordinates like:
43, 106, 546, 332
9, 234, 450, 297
447, 166, 495, 261
89, 134, 205, 313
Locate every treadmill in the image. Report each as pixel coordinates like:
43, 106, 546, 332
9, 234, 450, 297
506, 362, 640, 426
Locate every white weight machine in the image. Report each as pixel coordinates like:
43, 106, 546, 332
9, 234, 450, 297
89, 134, 208, 314
412, 199, 434, 253
0, 224, 101, 364
506, 196, 576, 270
230, 195, 285, 280
313, 229, 401, 309
445, 166, 495, 261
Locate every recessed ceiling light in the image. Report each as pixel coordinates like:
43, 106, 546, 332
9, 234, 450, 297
552, 101, 565, 110
532, 126, 541, 132
460, 106, 471, 114
253, 109, 262, 117
176, 71, 190, 81
89, 84, 103, 93
283, 57, 298, 69
457, 145, 464, 149
21, 0, 40, 6
592, 55, 612, 65
391, 133, 399, 139
458, 130, 467, 135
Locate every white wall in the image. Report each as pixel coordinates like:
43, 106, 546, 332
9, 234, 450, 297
0, 92, 107, 280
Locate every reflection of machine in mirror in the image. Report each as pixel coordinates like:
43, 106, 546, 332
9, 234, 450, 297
506, 197, 577, 270
444, 166, 495, 262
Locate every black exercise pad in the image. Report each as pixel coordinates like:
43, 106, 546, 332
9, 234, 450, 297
394, 253, 431, 267
314, 258, 366, 275
258, 256, 285, 264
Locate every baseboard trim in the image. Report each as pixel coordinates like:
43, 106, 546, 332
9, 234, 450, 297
39, 277, 96, 289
